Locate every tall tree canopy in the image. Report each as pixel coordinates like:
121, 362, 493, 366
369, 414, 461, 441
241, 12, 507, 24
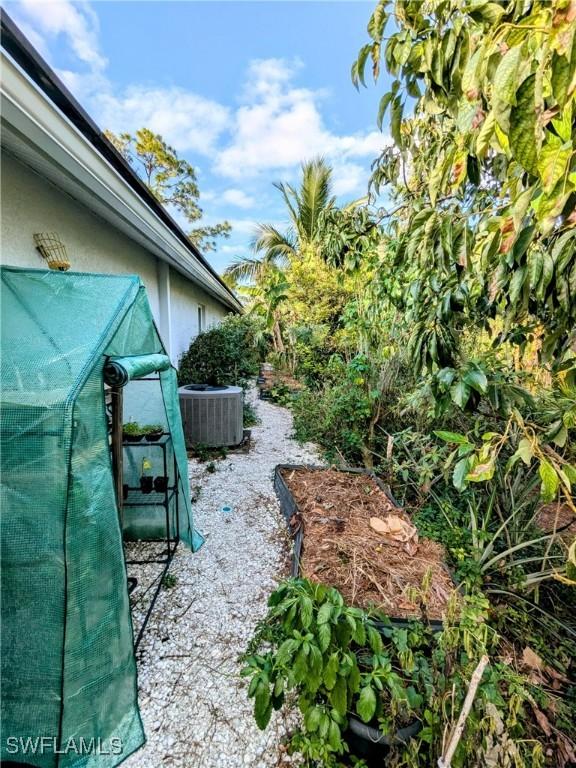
106, 128, 231, 252
353, 0, 576, 379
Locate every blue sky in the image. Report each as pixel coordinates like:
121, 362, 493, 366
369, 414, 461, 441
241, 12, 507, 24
6, 1, 390, 272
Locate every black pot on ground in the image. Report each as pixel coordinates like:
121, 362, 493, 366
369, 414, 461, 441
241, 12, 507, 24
345, 714, 422, 765
140, 476, 153, 494
154, 475, 169, 493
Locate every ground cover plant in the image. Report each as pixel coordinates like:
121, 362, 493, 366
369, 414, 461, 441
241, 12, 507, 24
243, 579, 574, 767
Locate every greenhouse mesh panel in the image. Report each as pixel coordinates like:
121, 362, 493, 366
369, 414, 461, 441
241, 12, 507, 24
1, 267, 203, 767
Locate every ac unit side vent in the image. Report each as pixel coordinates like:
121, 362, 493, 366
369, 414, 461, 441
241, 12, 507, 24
178, 385, 243, 447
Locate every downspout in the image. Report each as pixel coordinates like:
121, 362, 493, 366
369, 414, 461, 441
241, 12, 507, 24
157, 260, 173, 363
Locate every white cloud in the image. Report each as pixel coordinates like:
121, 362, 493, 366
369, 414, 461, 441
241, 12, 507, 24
219, 243, 250, 255
13, 0, 228, 155
226, 218, 260, 235
15, 5, 388, 207
95, 86, 229, 155
331, 162, 368, 197
221, 189, 256, 209
215, 57, 388, 191
13, 0, 106, 71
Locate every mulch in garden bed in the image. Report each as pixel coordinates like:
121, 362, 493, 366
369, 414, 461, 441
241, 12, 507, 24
279, 467, 454, 620
535, 501, 576, 544
259, 368, 303, 393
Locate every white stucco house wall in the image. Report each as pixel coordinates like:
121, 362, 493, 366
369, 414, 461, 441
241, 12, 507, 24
0, 12, 241, 364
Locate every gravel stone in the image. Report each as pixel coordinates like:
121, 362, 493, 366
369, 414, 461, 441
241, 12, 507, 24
123, 391, 320, 768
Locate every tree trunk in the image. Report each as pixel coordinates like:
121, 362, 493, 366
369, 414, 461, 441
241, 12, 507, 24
273, 320, 285, 355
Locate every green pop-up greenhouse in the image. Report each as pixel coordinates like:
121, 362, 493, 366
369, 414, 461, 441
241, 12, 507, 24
0, 267, 203, 767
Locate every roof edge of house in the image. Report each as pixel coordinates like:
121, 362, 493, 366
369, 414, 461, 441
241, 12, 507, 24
0, 8, 241, 313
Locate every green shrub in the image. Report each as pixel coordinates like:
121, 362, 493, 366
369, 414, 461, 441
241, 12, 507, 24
242, 579, 546, 768
267, 382, 294, 406
243, 401, 260, 427
178, 315, 260, 388
292, 360, 373, 465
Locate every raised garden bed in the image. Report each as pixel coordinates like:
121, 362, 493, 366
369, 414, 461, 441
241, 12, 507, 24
258, 366, 303, 399
274, 464, 454, 621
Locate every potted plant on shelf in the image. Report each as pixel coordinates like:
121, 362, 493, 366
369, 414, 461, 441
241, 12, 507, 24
154, 475, 169, 493
140, 457, 153, 493
144, 424, 164, 442
123, 421, 145, 442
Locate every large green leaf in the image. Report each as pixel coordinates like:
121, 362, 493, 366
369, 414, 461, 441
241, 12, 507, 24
509, 75, 538, 174
434, 430, 470, 444
551, 47, 573, 107
329, 675, 348, 717
453, 457, 470, 490
527, 248, 544, 290
323, 653, 340, 691
493, 45, 525, 105
254, 683, 272, 730
451, 379, 471, 408
304, 705, 323, 733
462, 367, 488, 394
357, 685, 377, 723
539, 459, 559, 502
391, 96, 404, 146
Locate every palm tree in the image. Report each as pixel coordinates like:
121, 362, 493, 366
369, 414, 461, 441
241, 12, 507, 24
224, 157, 336, 283
223, 158, 339, 356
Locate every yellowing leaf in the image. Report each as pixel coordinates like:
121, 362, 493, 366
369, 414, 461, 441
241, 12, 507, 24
516, 437, 534, 466
462, 48, 481, 98
512, 186, 534, 231
467, 459, 495, 482
539, 459, 559, 502
475, 111, 496, 158
537, 136, 572, 194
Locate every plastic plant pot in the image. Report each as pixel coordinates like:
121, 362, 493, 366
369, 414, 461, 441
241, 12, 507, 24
124, 432, 144, 443
146, 430, 164, 442
154, 476, 169, 493
140, 476, 153, 494
345, 714, 422, 765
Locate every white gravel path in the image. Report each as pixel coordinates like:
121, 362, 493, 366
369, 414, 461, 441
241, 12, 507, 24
123, 392, 320, 768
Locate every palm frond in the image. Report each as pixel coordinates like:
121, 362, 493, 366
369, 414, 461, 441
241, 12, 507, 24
272, 181, 299, 227
224, 256, 267, 282
251, 223, 297, 265
298, 157, 335, 242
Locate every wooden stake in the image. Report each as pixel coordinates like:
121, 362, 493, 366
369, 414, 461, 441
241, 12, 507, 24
438, 654, 489, 768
